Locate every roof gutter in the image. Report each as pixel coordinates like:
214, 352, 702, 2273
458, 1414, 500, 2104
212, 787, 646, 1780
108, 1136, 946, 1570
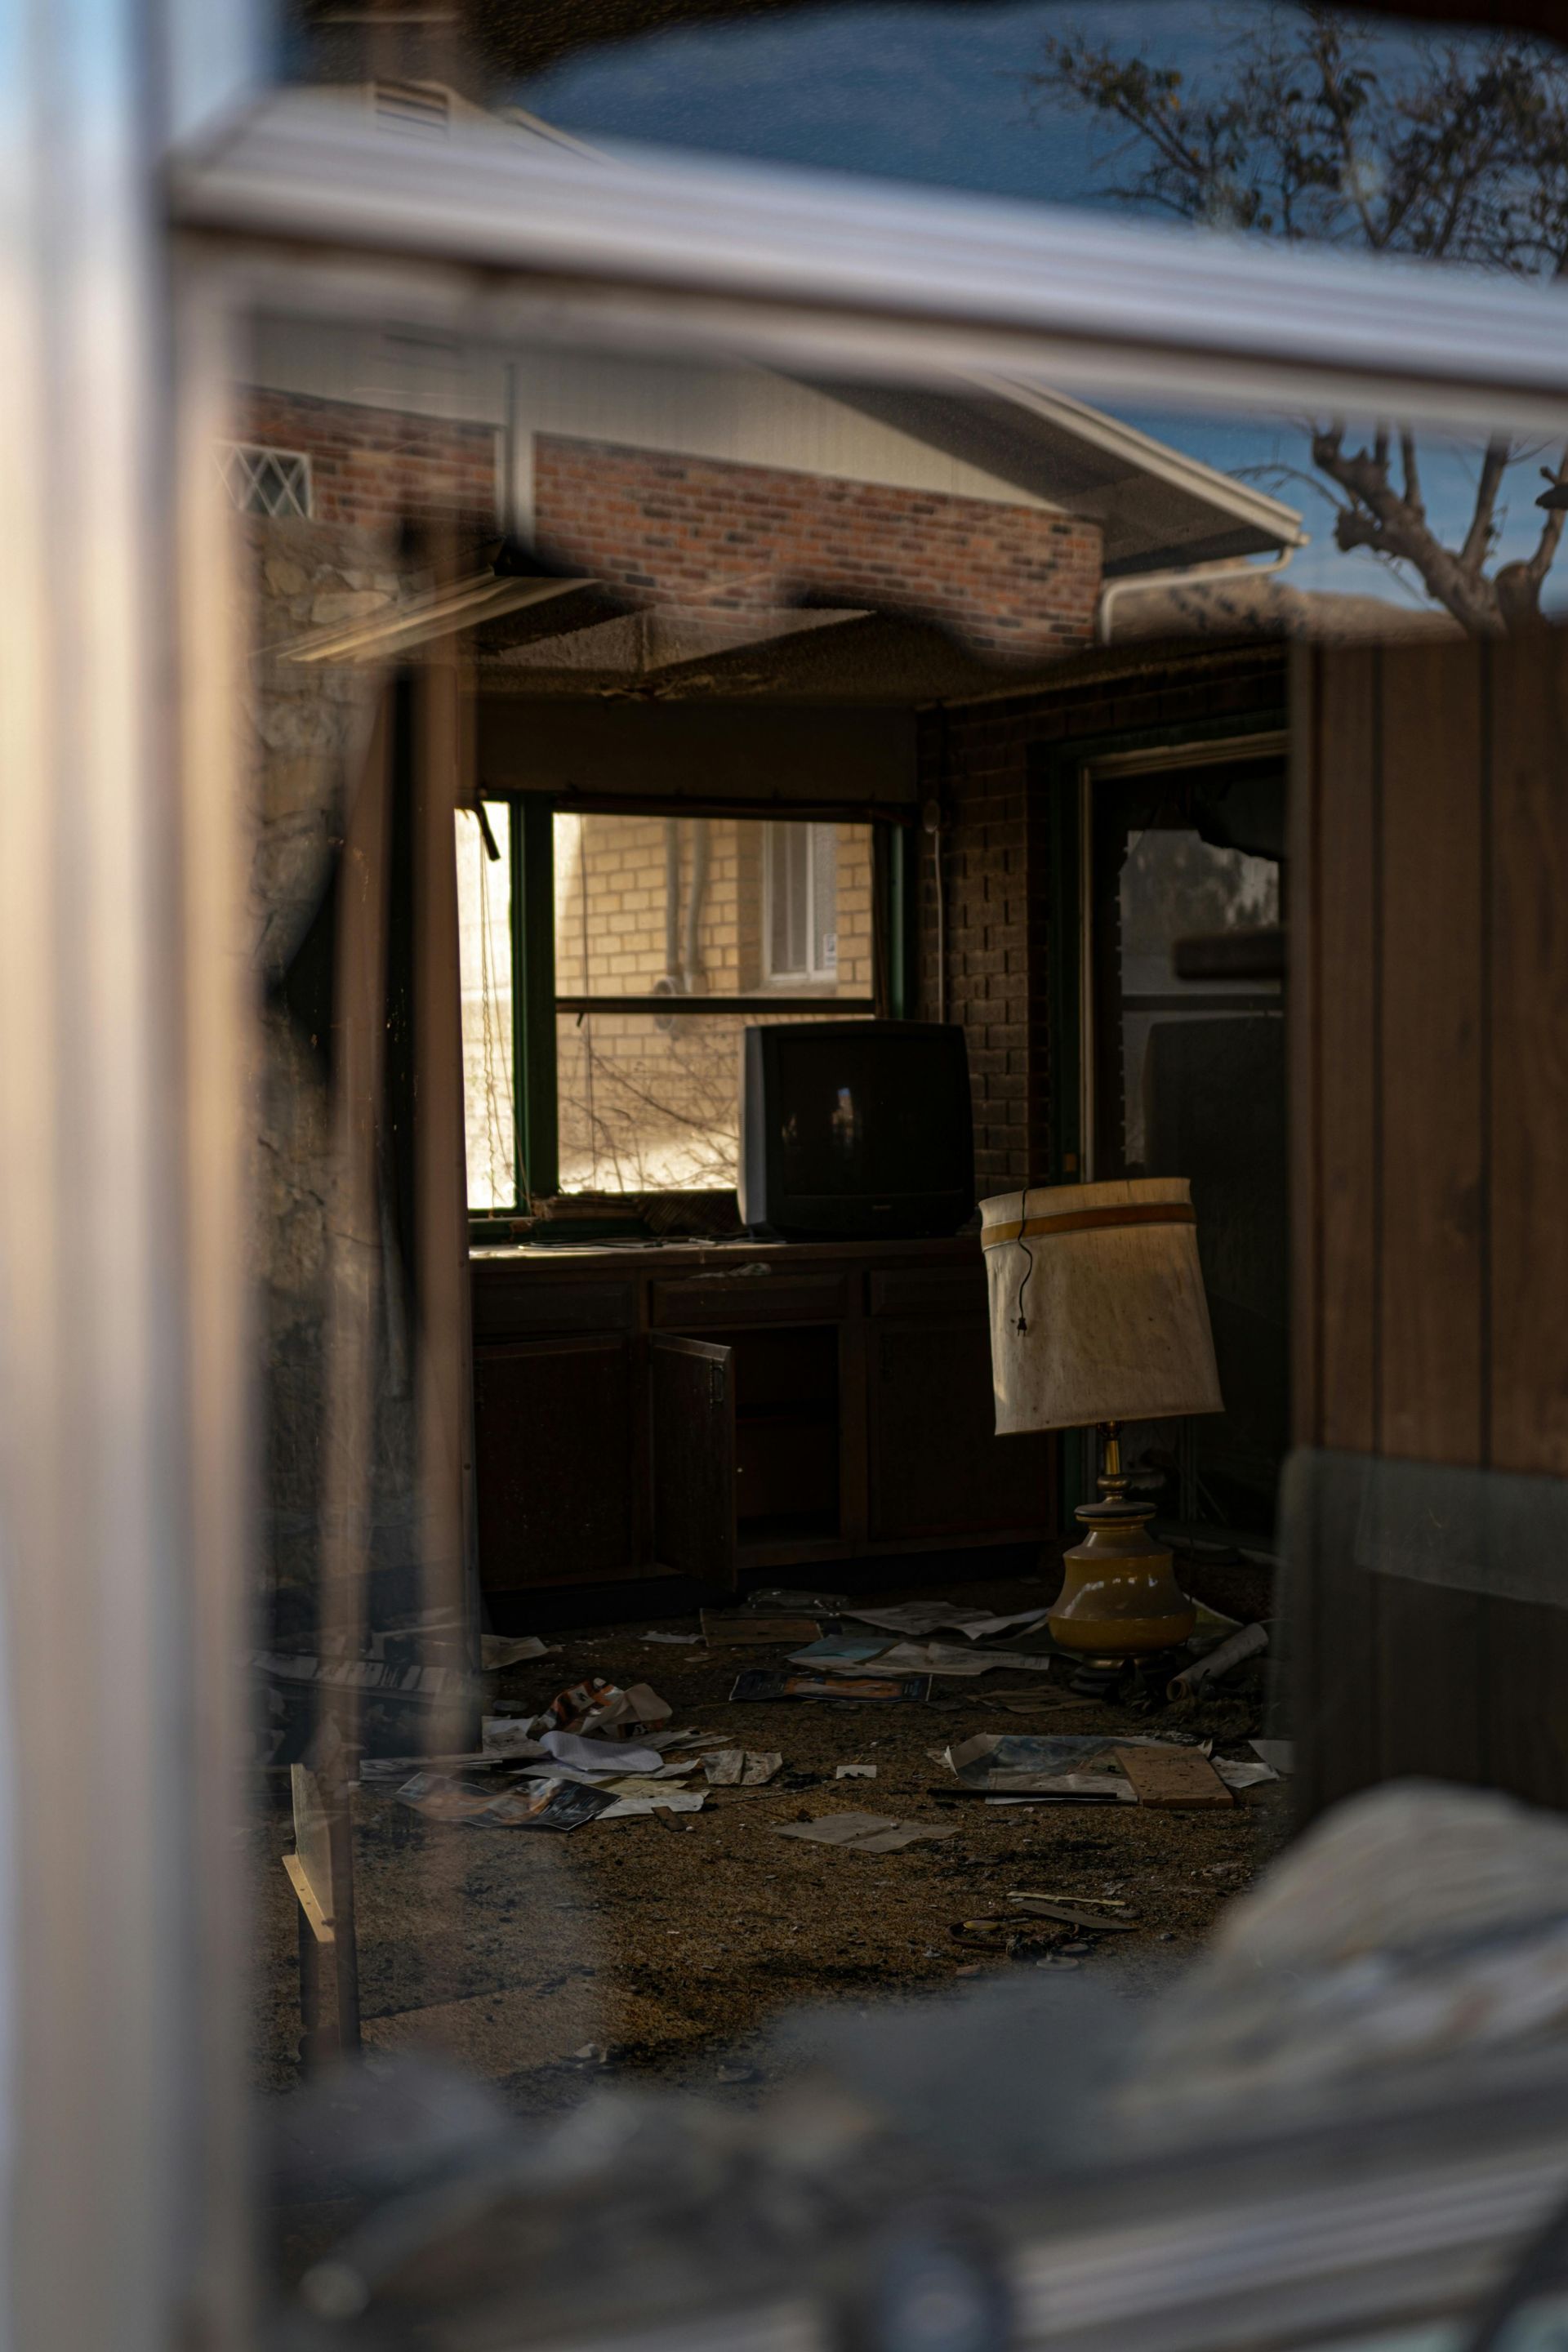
1096, 545, 1297, 645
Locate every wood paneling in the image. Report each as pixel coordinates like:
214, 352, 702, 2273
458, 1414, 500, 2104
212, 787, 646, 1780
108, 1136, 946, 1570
1294, 633, 1568, 1817
473, 1336, 637, 1587
867, 1319, 1052, 1540
651, 1336, 736, 1584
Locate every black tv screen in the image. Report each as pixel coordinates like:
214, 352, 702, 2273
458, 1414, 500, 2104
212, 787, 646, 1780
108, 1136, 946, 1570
740, 1021, 975, 1239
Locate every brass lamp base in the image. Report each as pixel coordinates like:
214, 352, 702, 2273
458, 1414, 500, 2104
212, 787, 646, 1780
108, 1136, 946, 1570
1048, 1423, 1196, 1659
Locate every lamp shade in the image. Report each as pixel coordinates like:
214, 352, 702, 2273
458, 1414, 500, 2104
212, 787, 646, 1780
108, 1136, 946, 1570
980, 1177, 1223, 1437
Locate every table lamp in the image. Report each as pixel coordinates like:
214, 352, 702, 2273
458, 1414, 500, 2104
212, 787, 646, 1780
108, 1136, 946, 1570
981, 1176, 1223, 1668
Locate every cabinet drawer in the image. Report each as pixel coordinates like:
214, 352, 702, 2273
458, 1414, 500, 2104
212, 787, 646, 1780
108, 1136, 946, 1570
652, 1272, 848, 1329
471, 1274, 635, 1341
868, 1267, 986, 1320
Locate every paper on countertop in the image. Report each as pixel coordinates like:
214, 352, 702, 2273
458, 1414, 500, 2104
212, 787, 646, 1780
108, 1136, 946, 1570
842, 1601, 1052, 1642
772, 1811, 961, 1854
539, 1728, 665, 1776
702, 1748, 782, 1785
1250, 1738, 1295, 1775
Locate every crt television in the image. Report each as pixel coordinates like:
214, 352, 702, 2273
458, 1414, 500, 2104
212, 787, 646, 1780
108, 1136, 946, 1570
739, 1021, 975, 1240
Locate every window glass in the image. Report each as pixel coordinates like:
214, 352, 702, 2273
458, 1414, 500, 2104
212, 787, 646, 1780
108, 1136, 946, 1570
226, 278, 1568, 2352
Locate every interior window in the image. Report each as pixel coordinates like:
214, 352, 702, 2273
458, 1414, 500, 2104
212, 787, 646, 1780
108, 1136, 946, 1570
457, 808, 880, 1204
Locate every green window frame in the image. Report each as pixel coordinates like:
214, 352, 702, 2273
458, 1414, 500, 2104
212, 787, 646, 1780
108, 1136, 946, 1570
466, 804, 912, 1218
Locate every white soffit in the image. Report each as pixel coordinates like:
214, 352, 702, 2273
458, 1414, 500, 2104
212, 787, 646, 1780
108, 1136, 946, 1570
804, 376, 1309, 573
172, 91, 1568, 440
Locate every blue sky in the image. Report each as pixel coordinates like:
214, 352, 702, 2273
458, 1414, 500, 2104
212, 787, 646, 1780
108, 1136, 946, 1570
517, 2, 1560, 612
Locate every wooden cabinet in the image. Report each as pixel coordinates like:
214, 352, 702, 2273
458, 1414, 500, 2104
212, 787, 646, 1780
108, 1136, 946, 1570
471, 1236, 1055, 1592
473, 1335, 638, 1589
867, 1317, 1053, 1542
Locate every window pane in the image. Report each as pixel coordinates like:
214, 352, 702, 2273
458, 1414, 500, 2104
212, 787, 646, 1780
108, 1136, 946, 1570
456, 801, 516, 1209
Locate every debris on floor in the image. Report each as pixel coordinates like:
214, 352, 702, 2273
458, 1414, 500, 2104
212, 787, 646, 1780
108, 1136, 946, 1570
396, 1772, 613, 1831
256, 1567, 1285, 2105
480, 1635, 557, 1669
1115, 1745, 1232, 1810
1167, 1620, 1269, 1700
772, 1811, 962, 1855
642, 1631, 702, 1645
731, 1668, 932, 1704
1250, 1739, 1295, 1774
702, 1610, 822, 1647
841, 1601, 1053, 1641
702, 1749, 782, 1785
545, 1680, 673, 1739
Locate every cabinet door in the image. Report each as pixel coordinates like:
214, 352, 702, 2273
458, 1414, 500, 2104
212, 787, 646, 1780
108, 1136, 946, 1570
474, 1335, 637, 1588
867, 1317, 1054, 1541
651, 1334, 736, 1586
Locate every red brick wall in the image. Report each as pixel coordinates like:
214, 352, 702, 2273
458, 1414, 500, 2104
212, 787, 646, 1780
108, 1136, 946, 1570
919, 648, 1290, 1199
533, 434, 1101, 658
237, 388, 501, 536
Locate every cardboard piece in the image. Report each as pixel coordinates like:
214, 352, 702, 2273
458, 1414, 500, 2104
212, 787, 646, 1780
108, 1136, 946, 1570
1115, 1744, 1234, 1810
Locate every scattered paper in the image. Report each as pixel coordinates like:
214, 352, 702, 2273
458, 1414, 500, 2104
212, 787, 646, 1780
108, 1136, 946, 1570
836, 1763, 876, 1780
599, 1790, 706, 1819
643, 1630, 701, 1644
480, 1635, 555, 1669
481, 1717, 546, 1760
702, 1749, 782, 1785
1250, 1738, 1295, 1775
396, 1772, 612, 1831
539, 1728, 665, 1777
788, 1636, 893, 1670
730, 1668, 930, 1704
545, 1678, 672, 1740
943, 1733, 1138, 1793
773, 1811, 960, 1855
843, 1601, 1051, 1642
1214, 1757, 1279, 1789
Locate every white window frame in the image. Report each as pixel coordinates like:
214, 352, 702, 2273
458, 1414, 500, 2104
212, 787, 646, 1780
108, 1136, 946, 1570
14, 30, 1568, 2350
763, 820, 838, 986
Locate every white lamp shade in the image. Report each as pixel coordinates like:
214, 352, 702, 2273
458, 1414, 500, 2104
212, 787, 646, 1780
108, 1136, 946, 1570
980, 1177, 1223, 1437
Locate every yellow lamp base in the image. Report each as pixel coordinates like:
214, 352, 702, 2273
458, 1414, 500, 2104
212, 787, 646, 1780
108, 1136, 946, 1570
1048, 1503, 1196, 1659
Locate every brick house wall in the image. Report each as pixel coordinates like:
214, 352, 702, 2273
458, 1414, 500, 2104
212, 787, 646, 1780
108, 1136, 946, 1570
918, 647, 1290, 1200
532, 435, 1101, 659
236, 387, 501, 537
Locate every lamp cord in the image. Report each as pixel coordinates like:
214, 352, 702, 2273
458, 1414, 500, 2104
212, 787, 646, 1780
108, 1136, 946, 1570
1014, 1187, 1035, 1334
